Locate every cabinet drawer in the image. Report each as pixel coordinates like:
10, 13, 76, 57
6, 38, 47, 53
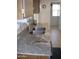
17, 55, 48, 59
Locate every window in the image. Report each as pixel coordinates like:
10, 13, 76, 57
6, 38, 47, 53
52, 4, 60, 16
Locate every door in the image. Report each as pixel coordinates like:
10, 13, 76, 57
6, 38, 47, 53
51, 2, 61, 29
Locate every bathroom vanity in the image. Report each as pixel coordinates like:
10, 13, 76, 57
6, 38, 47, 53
17, 0, 52, 58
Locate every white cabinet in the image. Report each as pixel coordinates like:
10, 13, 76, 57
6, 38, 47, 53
17, 0, 33, 19
17, 0, 22, 19
24, 0, 33, 18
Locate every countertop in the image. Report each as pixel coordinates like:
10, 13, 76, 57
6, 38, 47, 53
17, 28, 51, 56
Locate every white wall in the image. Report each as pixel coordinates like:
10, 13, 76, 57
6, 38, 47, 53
51, 29, 61, 47
38, 0, 61, 30
51, 16, 60, 26
39, 0, 51, 32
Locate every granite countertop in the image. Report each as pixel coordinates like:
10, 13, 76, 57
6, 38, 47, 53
17, 29, 51, 56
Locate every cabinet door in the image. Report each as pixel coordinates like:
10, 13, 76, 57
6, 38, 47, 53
33, 0, 40, 13
17, 0, 33, 19
17, 55, 48, 59
24, 0, 33, 18
17, 0, 22, 19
